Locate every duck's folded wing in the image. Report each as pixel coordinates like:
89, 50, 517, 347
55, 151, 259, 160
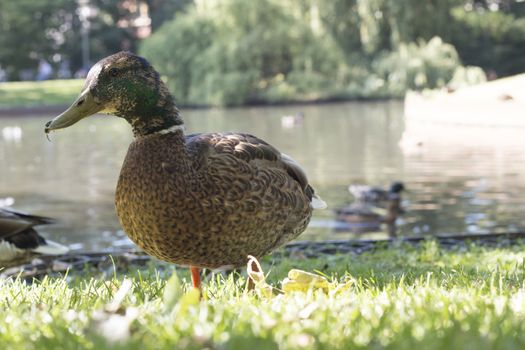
186, 133, 307, 189
185, 132, 326, 209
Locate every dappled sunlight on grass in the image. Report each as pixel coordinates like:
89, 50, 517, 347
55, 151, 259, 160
2, 242, 525, 348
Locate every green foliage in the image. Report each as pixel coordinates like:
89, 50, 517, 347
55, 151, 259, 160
351, 0, 525, 78
449, 65, 487, 89
145, 0, 192, 31
383, 0, 462, 45
3, 242, 525, 349
141, 0, 350, 106
372, 37, 465, 96
449, 5, 525, 76
0, 0, 76, 80
2, 0, 524, 104
140, 11, 215, 105
141, 0, 487, 106
0, 0, 191, 80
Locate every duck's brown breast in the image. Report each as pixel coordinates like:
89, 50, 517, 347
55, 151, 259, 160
115, 131, 312, 269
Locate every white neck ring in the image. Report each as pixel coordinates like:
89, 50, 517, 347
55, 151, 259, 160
156, 124, 185, 135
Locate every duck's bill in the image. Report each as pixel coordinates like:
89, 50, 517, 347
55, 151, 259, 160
44, 89, 102, 133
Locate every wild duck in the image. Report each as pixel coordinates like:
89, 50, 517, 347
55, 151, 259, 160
44, 52, 326, 289
0, 207, 69, 267
334, 194, 402, 236
335, 196, 401, 224
348, 181, 405, 205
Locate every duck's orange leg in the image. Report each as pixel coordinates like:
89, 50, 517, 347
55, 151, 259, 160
190, 266, 201, 289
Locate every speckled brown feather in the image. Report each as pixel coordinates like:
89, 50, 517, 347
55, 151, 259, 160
116, 130, 314, 269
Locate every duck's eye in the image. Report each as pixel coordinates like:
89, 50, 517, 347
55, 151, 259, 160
108, 68, 119, 77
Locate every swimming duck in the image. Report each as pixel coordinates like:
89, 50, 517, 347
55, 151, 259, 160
44, 52, 326, 289
335, 196, 401, 224
348, 181, 405, 205
0, 208, 69, 267
334, 194, 402, 236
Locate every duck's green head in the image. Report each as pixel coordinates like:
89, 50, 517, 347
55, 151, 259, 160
45, 51, 182, 137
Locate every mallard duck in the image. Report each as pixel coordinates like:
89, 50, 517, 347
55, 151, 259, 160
0, 208, 69, 267
335, 197, 401, 224
44, 52, 326, 289
348, 181, 405, 205
334, 195, 402, 235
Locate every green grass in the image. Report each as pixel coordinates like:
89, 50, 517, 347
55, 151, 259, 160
0, 79, 83, 109
3, 241, 525, 349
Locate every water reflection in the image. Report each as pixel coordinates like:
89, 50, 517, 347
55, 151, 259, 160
1, 101, 525, 250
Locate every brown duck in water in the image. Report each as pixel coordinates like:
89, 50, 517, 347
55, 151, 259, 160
334, 196, 402, 225
44, 52, 326, 289
348, 181, 405, 206
0, 208, 68, 267
334, 194, 402, 237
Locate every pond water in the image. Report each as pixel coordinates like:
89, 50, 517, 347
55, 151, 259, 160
1, 101, 525, 251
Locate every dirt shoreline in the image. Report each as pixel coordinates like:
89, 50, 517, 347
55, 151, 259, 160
2, 231, 525, 279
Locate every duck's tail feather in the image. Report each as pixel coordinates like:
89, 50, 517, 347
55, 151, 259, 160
310, 194, 327, 210
33, 240, 69, 255
1, 207, 56, 225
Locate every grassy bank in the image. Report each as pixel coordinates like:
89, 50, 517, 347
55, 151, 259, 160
2, 241, 525, 349
0, 79, 83, 109
0, 78, 371, 111
0, 78, 391, 112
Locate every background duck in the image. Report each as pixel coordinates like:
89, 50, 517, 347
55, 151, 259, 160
334, 195, 402, 236
334, 196, 401, 225
349, 181, 405, 205
0, 207, 69, 267
44, 52, 326, 290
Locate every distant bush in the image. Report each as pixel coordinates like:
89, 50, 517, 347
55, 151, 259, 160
449, 5, 525, 77
449, 66, 487, 90
140, 1, 486, 106
370, 37, 482, 97
141, 0, 351, 106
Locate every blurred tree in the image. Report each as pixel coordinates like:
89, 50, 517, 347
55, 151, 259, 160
145, 0, 192, 30
313, 0, 364, 54
383, 0, 462, 45
448, 1, 525, 76
141, 0, 353, 105
140, 0, 477, 105
1, 0, 524, 89
0, 0, 77, 80
0, 0, 192, 80
316, 0, 525, 77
